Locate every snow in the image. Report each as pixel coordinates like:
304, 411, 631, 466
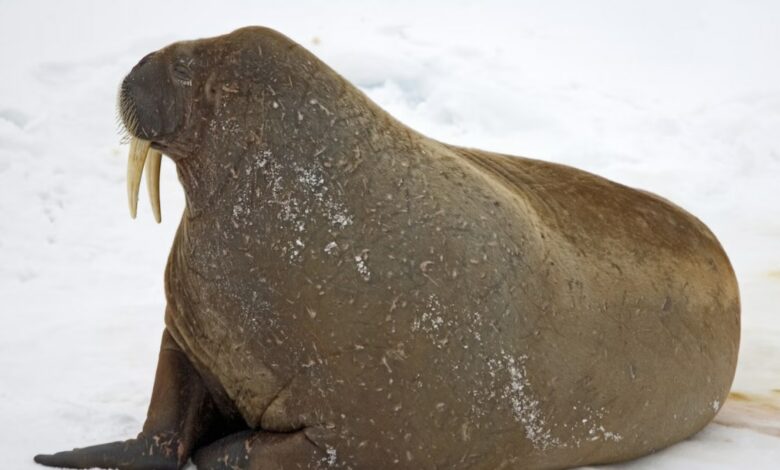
502, 354, 562, 450
354, 254, 371, 281
0, 0, 778, 468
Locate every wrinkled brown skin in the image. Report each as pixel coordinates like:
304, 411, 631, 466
35, 27, 739, 469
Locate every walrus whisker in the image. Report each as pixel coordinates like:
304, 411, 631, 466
116, 82, 141, 141
115, 85, 131, 133
115, 116, 132, 145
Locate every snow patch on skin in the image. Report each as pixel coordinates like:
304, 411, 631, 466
479, 352, 623, 450
579, 407, 624, 444
491, 353, 562, 450
228, 151, 275, 230
294, 165, 353, 229
563, 404, 624, 446
354, 253, 371, 281
324, 241, 339, 255
330, 211, 353, 228
257, 151, 353, 261
411, 294, 450, 347
319, 445, 338, 467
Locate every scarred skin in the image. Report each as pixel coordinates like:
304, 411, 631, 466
35, 27, 739, 469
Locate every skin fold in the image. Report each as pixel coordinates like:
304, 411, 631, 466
35, 27, 739, 469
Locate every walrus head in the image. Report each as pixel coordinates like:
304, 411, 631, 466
118, 37, 201, 222
118, 27, 326, 223
119, 30, 209, 219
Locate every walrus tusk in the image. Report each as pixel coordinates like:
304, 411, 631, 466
145, 149, 162, 223
126, 137, 151, 220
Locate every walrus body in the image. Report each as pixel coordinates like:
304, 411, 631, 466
35, 27, 739, 469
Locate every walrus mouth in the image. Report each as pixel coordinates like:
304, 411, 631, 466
127, 136, 162, 223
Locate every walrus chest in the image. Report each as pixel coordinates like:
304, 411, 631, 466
164, 224, 309, 425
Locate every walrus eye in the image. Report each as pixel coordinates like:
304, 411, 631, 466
172, 62, 193, 86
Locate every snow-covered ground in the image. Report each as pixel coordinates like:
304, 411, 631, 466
1, 1, 778, 468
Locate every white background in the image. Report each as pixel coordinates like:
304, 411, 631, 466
0, 1, 778, 468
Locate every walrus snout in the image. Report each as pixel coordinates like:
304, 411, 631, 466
118, 48, 194, 224
119, 52, 180, 141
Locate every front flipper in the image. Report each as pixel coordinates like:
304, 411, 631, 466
34, 327, 224, 469
34, 433, 179, 470
193, 429, 328, 470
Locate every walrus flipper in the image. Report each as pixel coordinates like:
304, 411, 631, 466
193, 430, 326, 470
34, 329, 219, 469
34, 436, 179, 470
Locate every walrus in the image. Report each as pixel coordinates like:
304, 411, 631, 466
34, 26, 739, 469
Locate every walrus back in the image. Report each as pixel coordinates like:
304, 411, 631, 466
449, 144, 740, 465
